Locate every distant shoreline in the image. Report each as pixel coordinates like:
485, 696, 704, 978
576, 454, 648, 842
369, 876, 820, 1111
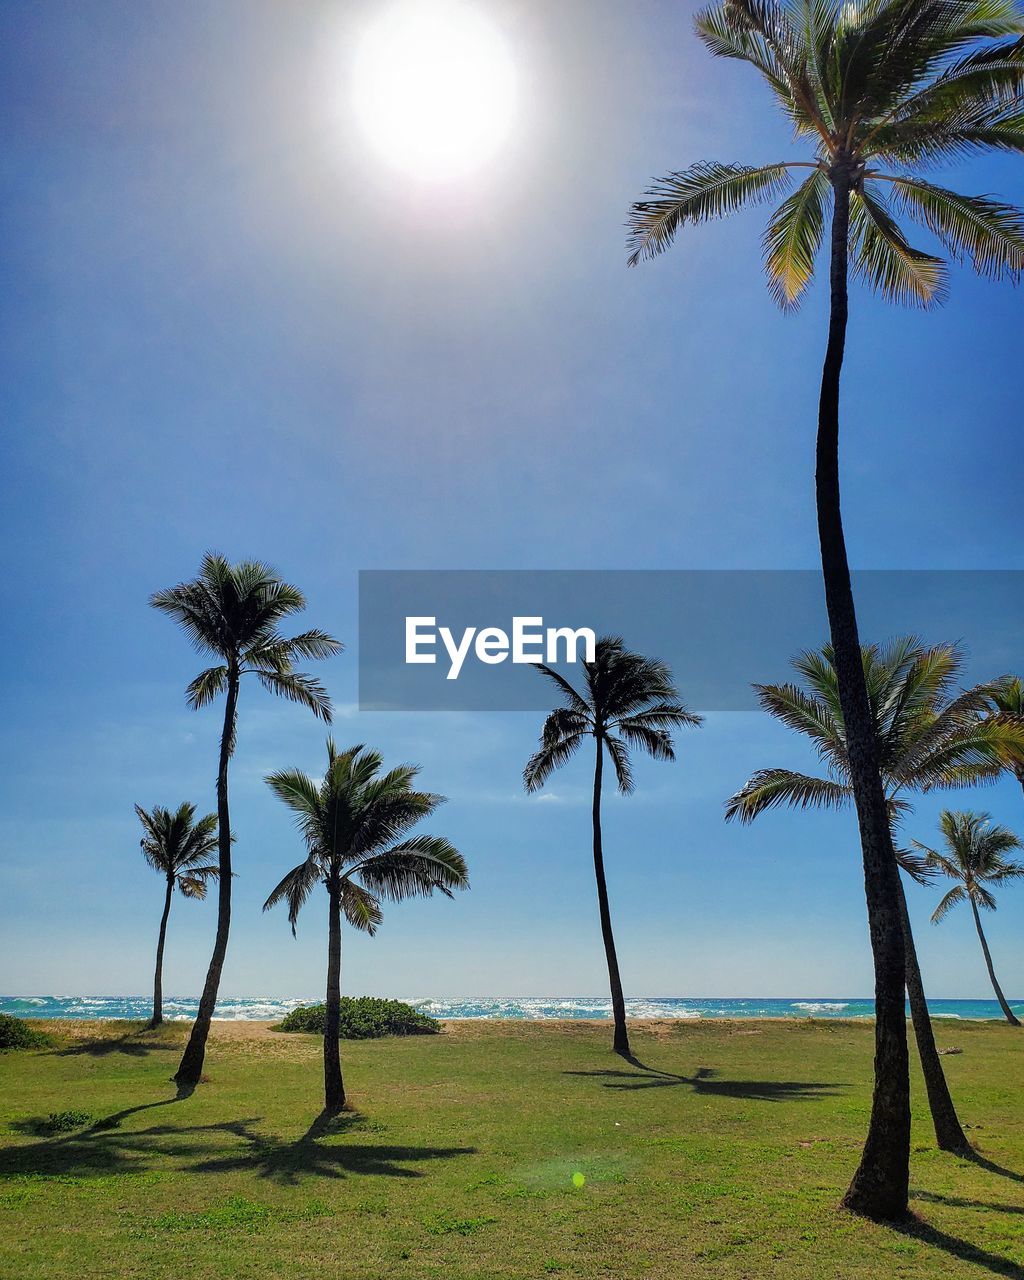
5, 993, 1020, 1024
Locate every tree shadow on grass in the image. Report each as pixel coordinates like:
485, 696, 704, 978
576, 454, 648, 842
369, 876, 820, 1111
0, 1102, 473, 1186
961, 1151, 1024, 1185
913, 1190, 1024, 1217
50, 1028, 178, 1059
187, 1111, 476, 1184
892, 1217, 1024, 1279
564, 1061, 846, 1101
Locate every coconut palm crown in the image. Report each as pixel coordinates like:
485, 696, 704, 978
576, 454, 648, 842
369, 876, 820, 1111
264, 741, 469, 935
628, 0, 1024, 306
136, 802, 220, 899
726, 637, 1024, 826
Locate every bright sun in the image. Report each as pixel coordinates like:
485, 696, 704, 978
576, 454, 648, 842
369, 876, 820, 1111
352, 1, 517, 181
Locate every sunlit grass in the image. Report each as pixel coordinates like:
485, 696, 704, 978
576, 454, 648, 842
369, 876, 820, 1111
1, 1018, 1021, 1278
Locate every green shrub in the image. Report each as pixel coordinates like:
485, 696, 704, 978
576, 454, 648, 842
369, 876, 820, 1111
18, 1110, 92, 1136
275, 998, 439, 1039
0, 1015, 51, 1051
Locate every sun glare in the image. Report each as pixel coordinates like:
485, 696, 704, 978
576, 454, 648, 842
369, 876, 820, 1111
351, 1, 517, 181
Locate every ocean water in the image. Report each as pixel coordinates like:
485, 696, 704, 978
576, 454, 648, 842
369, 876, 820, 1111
1, 994, 1020, 1022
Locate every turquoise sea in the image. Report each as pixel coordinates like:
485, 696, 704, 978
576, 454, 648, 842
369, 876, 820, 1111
2, 995, 1020, 1021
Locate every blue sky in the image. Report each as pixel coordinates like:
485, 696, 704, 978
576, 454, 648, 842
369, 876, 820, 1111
1, 0, 1023, 1001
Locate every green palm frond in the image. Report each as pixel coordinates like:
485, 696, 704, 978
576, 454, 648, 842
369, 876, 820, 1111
895, 846, 938, 885
627, 163, 797, 266
763, 166, 830, 307
524, 734, 586, 792
185, 666, 229, 711
603, 733, 635, 794
340, 881, 383, 935
352, 835, 469, 902
726, 768, 852, 821
931, 883, 968, 923
255, 671, 332, 720
263, 857, 323, 935
882, 174, 1024, 277
753, 681, 845, 760
851, 184, 949, 306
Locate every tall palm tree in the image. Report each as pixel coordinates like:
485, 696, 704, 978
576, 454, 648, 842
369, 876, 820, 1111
523, 637, 702, 1059
151, 553, 342, 1088
627, 0, 1024, 1218
727, 637, 1024, 1152
135, 802, 219, 1029
264, 742, 469, 1112
986, 676, 1024, 797
916, 809, 1024, 1025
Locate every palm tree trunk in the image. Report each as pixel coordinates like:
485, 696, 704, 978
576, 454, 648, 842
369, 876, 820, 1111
174, 665, 239, 1087
896, 877, 970, 1153
324, 877, 346, 1111
149, 876, 174, 1029
593, 732, 630, 1058
819, 165, 910, 1220
970, 898, 1020, 1026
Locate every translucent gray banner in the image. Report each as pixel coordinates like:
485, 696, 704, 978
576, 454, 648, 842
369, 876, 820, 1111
357, 570, 1024, 711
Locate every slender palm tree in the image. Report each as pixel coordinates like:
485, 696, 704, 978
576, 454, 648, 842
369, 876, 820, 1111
986, 676, 1024, 797
135, 802, 219, 1029
264, 742, 469, 1112
727, 637, 1024, 1152
151, 553, 341, 1088
627, 0, 1024, 1219
916, 809, 1024, 1025
523, 637, 702, 1059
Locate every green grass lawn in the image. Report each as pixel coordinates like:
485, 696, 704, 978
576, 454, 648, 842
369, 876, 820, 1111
1, 1018, 1022, 1279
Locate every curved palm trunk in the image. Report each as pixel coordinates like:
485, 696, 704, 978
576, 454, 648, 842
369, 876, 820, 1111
970, 898, 1020, 1026
896, 878, 970, 1153
819, 167, 910, 1220
324, 878, 346, 1111
174, 666, 240, 1087
593, 732, 630, 1058
149, 876, 174, 1029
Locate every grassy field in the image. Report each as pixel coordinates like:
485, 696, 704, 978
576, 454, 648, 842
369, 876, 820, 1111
1, 1017, 1022, 1279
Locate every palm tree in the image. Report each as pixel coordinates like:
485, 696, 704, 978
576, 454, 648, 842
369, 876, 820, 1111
627, 0, 1024, 1218
916, 809, 1024, 1025
727, 637, 1024, 1152
264, 742, 469, 1112
523, 637, 702, 1059
151, 553, 342, 1088
986, 676, 1024, 797
135, 802, 219, 1029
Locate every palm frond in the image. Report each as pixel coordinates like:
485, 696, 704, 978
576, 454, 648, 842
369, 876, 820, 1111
627, 162, 796, 266
763, 166, 830, 307
256, 671, 333, 721
524, 734, 586, 792
603, 733, 634, 794
263, 856, 322, 935
931, 883, 968, 924
726, 768, 851, 821
352, 835, 469, 902
185, 665, 229, 711
850, 183, 949, 306
883, 174, 1024, 278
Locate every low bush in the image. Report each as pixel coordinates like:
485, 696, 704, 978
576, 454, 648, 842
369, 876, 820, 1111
0, 1014, 51, 1051
275, 998, 439, 1039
